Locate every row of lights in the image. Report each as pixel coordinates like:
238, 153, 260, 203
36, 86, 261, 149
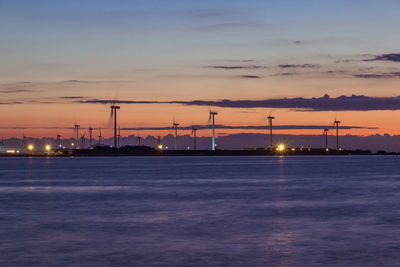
27, 144, 52, 152
276, 145, 335, 152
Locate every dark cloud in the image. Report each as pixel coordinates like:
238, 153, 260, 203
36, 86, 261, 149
80, 99, 162, 104
79, 94, 400, 111
239, 75, 261, 79
121, 124, 375, 131
364, 53, 400, 62
278, 64, 320, 69
353, 72, 400, 79
294, 41, 302, 44
208, 65, 266, 70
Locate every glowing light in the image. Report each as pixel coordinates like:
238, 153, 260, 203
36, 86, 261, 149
277, 144, 285, 151
158, 144, 163, 150
325, 148, 330, 152
71, 142, 75, 147
45, 145, 51, 151
28, 144, 34, 151
6, 150, 16, 153
291, 148, 295, 151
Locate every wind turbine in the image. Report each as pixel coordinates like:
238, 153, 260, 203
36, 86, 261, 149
56, 130, 61, 148
267, 113, 275, 149
74, 124, 80, 148
98, 127, 102, 144
208, 111, 218, 151
89, 125, 94, 147
110, 105, 120, 148
323, 128, 329, 149
80, 132, 86, 149
334, 119, 341, 150
191, 128, 198, 150
137, 136, 142, 146
172, 121, 179, 150
117, 126, 121, 147
22, 133, 27, 148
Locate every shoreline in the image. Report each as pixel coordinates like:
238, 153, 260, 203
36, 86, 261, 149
1, 147, 398, 157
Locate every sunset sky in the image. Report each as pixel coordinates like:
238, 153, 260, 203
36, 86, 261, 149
1, 0, 400, 138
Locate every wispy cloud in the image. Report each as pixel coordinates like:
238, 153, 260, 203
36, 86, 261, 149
273, 72, 299, 76
208, 65, 267, 70
78, 94, 400, 111
0, 89, 32, 94
0, 101, 24, 105
59, 96, 85, 99
239, 75, 261, 79
278, 64, 320, 69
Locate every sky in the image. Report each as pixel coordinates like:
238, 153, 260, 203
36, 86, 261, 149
1, 0, 400, 139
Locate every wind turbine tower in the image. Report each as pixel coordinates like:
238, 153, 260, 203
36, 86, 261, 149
334, 120, 341, 150
110, 105, 120, 148
323, 128, 329, 149
89, 126, 94, 147
267, 115, 275, 149
117, 126, 121, 147
172, 122, 179, 150
74, 124, 80, 148
157, 136, 161, 147
22, 134, 27, 148
56, 131, 61, 148
98, 128, 102, 144
209, 111, 218, 151
192, 128, 198, 150
80, 132, 86, 149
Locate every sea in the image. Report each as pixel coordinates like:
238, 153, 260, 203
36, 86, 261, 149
1, 156, 400, 266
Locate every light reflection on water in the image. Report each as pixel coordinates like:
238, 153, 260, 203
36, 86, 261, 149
1, 156, 400, 266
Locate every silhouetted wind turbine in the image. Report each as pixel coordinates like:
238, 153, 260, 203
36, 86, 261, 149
22, 133, 27, 148
323, 128, 329, 149
80, 131, 86, 149
208, 111, 218, 150
98, 127, 102, 144
334, 119, 341, 150
191, 128, 198, 150
117, 126, 121, 147
157, 136, 161, 148
89, 125, 94, 147
56, 130, 61, 148
267, 113, 275, 149
110, 104, 120, 148
74, 124, 80, 148
172, 121, 179, 150
137, 136, 142, 146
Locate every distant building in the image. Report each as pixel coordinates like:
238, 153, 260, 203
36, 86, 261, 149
0, 146, 28, 155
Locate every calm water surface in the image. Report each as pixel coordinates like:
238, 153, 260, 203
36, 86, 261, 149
1, 156, 400, 266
